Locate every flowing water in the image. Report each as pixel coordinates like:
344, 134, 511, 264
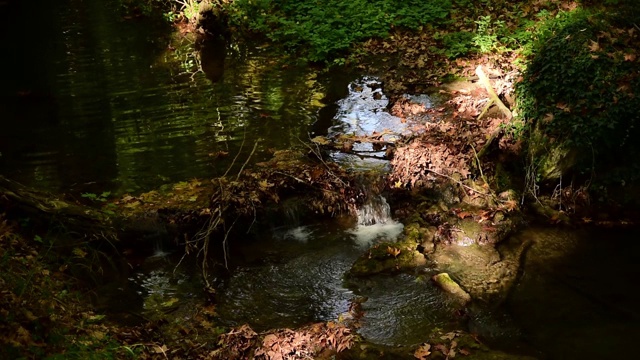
3, 1, 640, 358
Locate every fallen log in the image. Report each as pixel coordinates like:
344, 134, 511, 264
0, 176, 116, 240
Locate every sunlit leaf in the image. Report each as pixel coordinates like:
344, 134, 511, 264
414, 343, 431, 359
161, 298, 179, 307
87, 314, 105, 323
72, 248, 87, 258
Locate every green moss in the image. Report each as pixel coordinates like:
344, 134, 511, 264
348, 240, 425, 277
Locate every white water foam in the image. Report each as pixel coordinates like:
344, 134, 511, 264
350, 195, 404, 246
284, 226, 314, 243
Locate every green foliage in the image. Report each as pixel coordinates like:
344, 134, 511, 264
174, 0, 202, 22
117, 0, 174, 17
81, 191, 112, 202
473, 15, 503, 53
516, 8, 640, 172
229, 0, 452, 63
439, 31, 475, 59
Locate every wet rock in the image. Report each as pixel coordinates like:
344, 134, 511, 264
348, 240, 426, 277
432, 272, 471, 304
530, 200, 571, 225
431, 236, 532, 304
405, 223, 437, 254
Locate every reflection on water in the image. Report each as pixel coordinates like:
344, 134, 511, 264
0, 0, 341, 194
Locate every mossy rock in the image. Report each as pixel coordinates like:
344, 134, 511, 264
528, 127, 578, 182
348, 240, 426, 277
404, 223, 437, 251
432, 272, 471, 304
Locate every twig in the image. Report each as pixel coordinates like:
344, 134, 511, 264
299, 136, 347, 187
222, 216, 239, 269
476, 65, 512, 120
272, 171, 306, 183
424, 168, 490, 196
236, 140, 259, 181
223, 128, 246, 178
246, 201, 257, 234
471, 145, 498, 202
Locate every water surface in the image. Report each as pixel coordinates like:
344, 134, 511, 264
0, 0, 352, 194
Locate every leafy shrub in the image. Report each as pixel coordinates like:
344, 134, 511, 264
473, 15, 504, 53
516, 8, 640, 172
439, 31, 476, 59
229, 0, 452, 63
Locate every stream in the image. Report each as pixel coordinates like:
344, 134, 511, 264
2, 1, 639, 359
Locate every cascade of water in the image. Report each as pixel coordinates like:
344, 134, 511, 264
351, 194, 404, 246
356, 195, 392, 226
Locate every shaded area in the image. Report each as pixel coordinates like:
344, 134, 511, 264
507, 226, 640, 359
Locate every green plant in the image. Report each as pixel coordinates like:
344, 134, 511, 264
229, 0, 452, 63
473, 15, 505, 54
176, 0, 202, 22
81, 191, 111, 202
516, 7, 640, 174
117, 0, 174, 17
439, 31, 475, 59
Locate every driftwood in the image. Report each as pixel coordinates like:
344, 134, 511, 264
476, 65, 512, 121
475, 65, 512, 158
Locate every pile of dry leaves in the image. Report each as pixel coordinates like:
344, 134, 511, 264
212, 322, 354, 360
388, 72, 518, 190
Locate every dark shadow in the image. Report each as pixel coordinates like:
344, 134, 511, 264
197, 35, 227, 83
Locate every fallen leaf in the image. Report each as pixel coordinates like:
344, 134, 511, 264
441, 332, 457, 341
153, 344, 168, 355
311, 136, 330, 145
386, 246, 401, 258
414, 343, 431, 359
259, 179, 273, 191
73, 248, 87, 258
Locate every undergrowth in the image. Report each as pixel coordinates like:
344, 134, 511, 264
515, 6, 640, 179
228, 0, 452, 63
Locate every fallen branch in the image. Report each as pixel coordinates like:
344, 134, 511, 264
424, 168, 491, 197
476, 65, 512, 120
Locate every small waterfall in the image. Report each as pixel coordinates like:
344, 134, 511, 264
356, 195, 392, 226
351, 194, 404, 246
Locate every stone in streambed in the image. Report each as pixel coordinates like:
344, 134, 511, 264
432, 272, 471, 304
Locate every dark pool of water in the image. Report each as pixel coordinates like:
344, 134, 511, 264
503, 226, 640, 359
0, 0, 353, 195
